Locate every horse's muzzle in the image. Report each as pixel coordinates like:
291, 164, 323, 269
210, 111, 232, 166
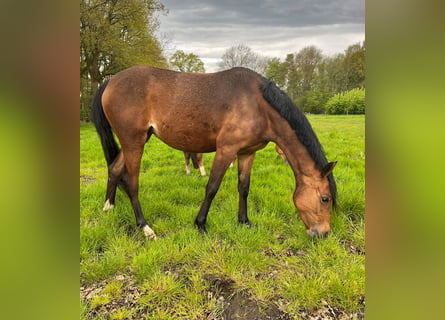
307, 226, 329, 238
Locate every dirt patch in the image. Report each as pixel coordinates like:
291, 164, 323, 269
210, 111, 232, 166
340, 240, 365, 255
80, 175, 96, 184
263, 246, 307, 258
204, 274, 364, 320
221, 291, 292, 320
81, 274, 149, 319
205, 274, 236, 297
204, 274, 292, 320
300, 296, 365, 320
81, 273, 364, 319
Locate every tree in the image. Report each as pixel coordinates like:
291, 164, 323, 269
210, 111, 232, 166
280, 46, 324, 110
218, 44, 269, 74
323, 53, 348, 95
262, 42, 365, 114
283, 53, 300, 101
169, 50, 205, 73
80, 0, 167, 120
265, 57, 287, 89
343, 41, 365, 90
295, 46, 323, 93
298, 90, 330, 114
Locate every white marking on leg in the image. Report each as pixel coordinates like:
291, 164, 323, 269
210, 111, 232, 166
185, 164, 191, 175
103, 199, 114, 211
143, 225, 157, 240
199, 165, 206, 176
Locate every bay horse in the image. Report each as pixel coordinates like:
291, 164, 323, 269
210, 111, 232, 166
90, 66, 337, 239
184, 152, 206, 176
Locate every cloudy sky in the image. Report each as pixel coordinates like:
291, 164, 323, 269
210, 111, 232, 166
157, 0, 365, 72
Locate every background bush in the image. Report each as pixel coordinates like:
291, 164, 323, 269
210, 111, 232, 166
325, 88, 365, 114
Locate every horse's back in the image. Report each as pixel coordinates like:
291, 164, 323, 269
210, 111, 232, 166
150, 68, 265, 152
102, 66, 267, 153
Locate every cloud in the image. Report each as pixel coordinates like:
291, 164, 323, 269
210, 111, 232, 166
158, 0, 365, 72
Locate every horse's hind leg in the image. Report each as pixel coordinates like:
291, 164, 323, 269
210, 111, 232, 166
237, 153, 255, 226
116, 128, 157, 240
103, 151, 125, 211
120, 145, 156, 240
184, 152, 191, 175
197, 153, 206, 177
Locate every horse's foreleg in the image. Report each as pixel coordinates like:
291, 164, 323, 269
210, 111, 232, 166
122, 145, 156, 240
103, 151, 125, 211
237, 153, 255, 226
194, 151, 235, 232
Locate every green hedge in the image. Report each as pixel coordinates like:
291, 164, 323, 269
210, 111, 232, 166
325, 88, 365, 114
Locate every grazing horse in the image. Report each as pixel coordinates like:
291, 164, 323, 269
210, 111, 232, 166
184, 152, 206, 176
90, 66, 337, 239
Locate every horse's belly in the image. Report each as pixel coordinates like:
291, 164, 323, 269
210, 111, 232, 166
152, 124, 217, 153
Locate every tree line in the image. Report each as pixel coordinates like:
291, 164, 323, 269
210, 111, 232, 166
80, 0, 364, 120
216, 43, 365, 114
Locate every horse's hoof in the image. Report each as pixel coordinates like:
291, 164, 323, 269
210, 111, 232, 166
143, 225, 157, 240
195, 223, 207, 234
103, 199, 114, 211
239, 220, 253, 228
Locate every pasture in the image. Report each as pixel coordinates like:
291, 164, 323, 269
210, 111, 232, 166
80, 115, 365, 319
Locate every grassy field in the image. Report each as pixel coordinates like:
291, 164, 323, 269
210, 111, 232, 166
80, 115, 365, 319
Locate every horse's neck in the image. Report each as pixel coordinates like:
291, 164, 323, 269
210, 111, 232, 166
274, 129, 320, 184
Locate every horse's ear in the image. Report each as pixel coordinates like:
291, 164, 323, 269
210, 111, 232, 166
321, 161, 337, 178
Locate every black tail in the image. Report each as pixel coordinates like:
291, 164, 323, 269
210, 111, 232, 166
90, 80, 120, 166
190, 153, 199, 169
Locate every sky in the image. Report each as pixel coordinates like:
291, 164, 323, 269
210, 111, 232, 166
157, 0, 365, 72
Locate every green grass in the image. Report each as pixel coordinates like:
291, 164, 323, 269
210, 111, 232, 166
80, 115, 365, 319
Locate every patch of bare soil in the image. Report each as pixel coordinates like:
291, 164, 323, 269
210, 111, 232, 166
81, 273, 364, 319
81, 274, 149, 319
341, 240, 365, 255
204, 274, 364, 320
80, 175, 96, 184
204, 274, 292, 320
298, 296, 365, 320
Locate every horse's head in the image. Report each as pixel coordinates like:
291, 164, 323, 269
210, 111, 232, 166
293, 162, 336, 238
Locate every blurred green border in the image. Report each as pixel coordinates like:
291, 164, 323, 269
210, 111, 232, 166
1, 0, 444, 319
367, 0, 445, 318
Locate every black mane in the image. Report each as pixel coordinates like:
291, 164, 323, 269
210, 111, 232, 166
260, 77, 337, 206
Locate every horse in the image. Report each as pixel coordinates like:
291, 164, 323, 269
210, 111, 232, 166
184, 152, 206, 176
90, 66, 337, 240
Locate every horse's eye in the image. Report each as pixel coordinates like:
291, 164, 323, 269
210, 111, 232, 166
321, 196, 330, 204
